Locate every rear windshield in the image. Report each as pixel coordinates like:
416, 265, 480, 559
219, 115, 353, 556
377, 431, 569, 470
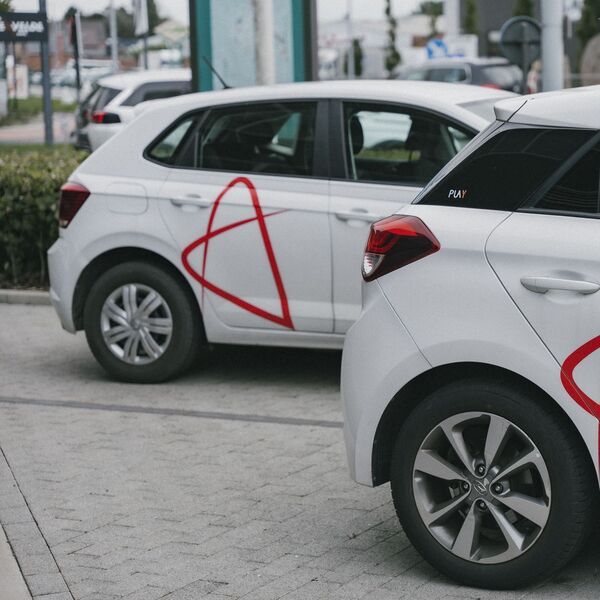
480, 65, 521, 88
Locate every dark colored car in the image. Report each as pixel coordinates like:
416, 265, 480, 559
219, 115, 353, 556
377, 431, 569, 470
396, 58, 522, 93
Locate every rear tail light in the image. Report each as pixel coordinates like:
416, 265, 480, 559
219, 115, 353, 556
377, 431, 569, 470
362, 215, 440, 281
91, 111, 121, 124
59, 182, 90, 228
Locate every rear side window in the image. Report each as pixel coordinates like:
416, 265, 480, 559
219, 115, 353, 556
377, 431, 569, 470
419, 126, 596, 211
121, 80, 192, 106
147, 117, 197, 166
533, 140, 600, 214
92, 86, 120, 111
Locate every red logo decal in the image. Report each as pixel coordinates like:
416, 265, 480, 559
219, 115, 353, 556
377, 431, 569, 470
561, 336, 600, 419
181, 176, 294, 330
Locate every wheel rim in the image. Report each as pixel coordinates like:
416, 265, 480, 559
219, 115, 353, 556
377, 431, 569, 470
412, 411, 551, 564
100, 283, 173, 366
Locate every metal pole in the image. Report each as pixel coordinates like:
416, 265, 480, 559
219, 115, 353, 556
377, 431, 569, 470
541, 0, 564, 91
75, 10, 84, 60
39, 0, 53, 145
71, 15, 82, 105
143, 33, 148, 69
346, 0, 354, 79
12, 41, 18, 110
445, 0, 461, 37
109, 1, 118, 72
253, 0, 275, 85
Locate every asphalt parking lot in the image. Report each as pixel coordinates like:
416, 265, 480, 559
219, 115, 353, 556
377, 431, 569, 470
0, 303, 599, 600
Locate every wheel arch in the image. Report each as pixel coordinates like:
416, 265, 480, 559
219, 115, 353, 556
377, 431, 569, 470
72, 246, 204, 339
371, 361, 594, 487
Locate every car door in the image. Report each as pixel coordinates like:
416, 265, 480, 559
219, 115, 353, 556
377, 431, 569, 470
156, 100, 333, 334
329, 100, 475, 333
486, 127, 600, 417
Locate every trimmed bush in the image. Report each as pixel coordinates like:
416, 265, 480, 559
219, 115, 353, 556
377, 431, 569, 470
0, 145, 87, 288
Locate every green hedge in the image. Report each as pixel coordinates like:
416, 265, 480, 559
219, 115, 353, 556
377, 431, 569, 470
0, 145, 87, 288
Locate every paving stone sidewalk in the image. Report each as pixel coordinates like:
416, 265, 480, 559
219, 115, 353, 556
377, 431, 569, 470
0, 304, 598, 600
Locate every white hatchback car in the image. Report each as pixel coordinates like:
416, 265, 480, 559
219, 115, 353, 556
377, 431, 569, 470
73, 68, 192, 152
49, 81, 513, 383
342, 87, 600, 588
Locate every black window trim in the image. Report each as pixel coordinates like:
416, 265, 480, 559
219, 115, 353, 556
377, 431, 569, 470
143, 97, 331, 181
329, 98, 478, 188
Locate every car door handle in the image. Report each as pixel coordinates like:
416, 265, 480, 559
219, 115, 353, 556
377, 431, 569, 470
334, 208, 380, 223
170, 194, 212, 208
520, 276, 600, 295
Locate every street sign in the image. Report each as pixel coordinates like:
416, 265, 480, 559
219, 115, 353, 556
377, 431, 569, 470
0, 12, 48, 42
500, 16, 541, 93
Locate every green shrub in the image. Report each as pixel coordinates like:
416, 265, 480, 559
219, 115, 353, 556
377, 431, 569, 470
0, 145, 87, 288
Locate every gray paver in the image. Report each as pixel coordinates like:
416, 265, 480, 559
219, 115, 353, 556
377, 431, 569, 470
0, 304, 599, 599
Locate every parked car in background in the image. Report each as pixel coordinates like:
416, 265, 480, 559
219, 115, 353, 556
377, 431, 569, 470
342, 87, 600, 589
72, 68, 192, 151
50, 80, 514, 382
396, 57, 523, 93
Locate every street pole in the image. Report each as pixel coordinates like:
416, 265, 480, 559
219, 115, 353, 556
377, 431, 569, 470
253, 0, 275, 85
39, 0, 53, 145
346, 0, 354, 79
445, 0, 460, 38
109, 1, 118, 72
541, 0, 564, 91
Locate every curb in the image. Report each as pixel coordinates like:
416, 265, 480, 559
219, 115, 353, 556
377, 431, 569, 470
0, 290, 51, 306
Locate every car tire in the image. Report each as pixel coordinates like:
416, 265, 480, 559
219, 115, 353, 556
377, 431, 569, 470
390, 379, 597, 589
84, 261, 203, 383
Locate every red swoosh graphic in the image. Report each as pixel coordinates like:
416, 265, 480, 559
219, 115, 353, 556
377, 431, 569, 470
181, 176, 294, 330
561, 336, 600, 420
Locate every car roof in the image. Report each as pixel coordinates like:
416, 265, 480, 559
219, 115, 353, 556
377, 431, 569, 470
495, 85, 600, 129
142, 79, 515, 112
98, 68, 191, 90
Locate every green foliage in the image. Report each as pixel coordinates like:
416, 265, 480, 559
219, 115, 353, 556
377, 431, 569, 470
578, 0, 600, 65
384, 0, 401, 76
344, 38, 364, 77
513, 0, 535, 17
0, 97, 77, 127
0, 145, 87, 288
464, 0, 479, 34
0, 1, 13, 11
418, 1, 444, 38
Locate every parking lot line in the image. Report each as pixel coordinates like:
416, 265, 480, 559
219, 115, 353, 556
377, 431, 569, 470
0, 396, 344, 429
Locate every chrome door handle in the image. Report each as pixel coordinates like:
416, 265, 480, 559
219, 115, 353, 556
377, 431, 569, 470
170, 194, 211, 208
520, 276, 600, 295
334, 209, 380, 223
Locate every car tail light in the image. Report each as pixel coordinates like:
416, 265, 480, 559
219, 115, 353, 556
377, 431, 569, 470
59, 183, 90, 228
362, 215, 440, 281
481, 83, 502, 90
91, 111, 121, 124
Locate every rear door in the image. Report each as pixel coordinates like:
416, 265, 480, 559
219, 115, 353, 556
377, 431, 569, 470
329, 100, 475, 333
485, 127, 600, 416
156, 100, 333, 334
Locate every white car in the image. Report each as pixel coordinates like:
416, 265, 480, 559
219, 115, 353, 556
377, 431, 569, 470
49, 81, 514, 383
73, 69, 191, 151
342, 86, 600, 588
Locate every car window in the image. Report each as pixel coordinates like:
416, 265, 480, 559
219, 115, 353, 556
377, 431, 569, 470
121, 80, 192, 106
478, 65, 521, 89
196, 102, 317, 177
533, 140, 600, 214
418, 126, 596, 211
342, 102, 474, 186
405, 69, 427, 81
427, 67, 468, 83
147, 117, 197, 166
92, 86, 120, 112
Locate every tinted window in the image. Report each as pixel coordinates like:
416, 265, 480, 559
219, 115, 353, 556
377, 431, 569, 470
405, 69, 427, 81
428, 67, 468, 83
148, 117, 196, 166
197, 102, 317, 176
534, 141, 600, 214
419, 127, 596, 211
343, 103, 474, 186
121, 80, 191, 106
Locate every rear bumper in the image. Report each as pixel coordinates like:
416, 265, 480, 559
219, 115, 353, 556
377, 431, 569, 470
341, 282, 430, 486
47, 237, 83, 333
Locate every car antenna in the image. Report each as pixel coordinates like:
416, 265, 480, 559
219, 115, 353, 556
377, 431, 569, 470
202, 56, 231, 89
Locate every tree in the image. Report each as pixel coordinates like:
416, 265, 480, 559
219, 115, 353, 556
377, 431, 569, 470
344, 38, 364, 77
513, 0, 535, 17
418, 1, 444, 38
0, 1, 13, 11
463, 0, 478, 35
384, 0, 401, 76
578, 0, 600, 63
